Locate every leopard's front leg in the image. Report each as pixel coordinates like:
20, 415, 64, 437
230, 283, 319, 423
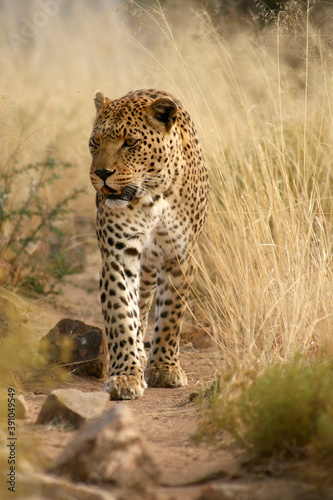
98, 219, 148, 400
145, 256, 195, 388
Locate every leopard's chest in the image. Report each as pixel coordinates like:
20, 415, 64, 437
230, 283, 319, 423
96, 190, 191, 264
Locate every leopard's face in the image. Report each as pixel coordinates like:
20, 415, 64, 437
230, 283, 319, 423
89, 90, 179, 208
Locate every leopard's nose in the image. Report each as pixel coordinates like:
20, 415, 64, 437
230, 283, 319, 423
94, 169, 116, 181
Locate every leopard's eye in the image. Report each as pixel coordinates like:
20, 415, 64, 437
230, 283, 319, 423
90, 137, 100, 148
123, 138, 139, 148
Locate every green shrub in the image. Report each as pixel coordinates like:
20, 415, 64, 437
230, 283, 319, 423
0, 158, 85, 295
198, 356, 333, 460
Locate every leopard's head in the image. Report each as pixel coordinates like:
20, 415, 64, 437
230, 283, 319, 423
89, 89, 179, 208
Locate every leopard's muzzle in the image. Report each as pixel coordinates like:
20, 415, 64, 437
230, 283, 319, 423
94, 168, 137, 202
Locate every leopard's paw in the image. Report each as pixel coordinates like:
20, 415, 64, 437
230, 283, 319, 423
102, 374, 147, 400
145, 363, 187, 388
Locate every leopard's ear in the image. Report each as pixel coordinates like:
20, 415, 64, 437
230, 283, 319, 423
146, 97, 178, 132
94, 90, 106, 113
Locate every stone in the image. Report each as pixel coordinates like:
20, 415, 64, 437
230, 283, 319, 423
36, 389, 109, 428
0, 296, 21, 338
16, 394, 28, 419
38, 318, 108, 378
200, 480, 324, 500
190, 326, 226, 349
52, 405, 160, 493
19, 469, 114, 500
200, 483, 251, 500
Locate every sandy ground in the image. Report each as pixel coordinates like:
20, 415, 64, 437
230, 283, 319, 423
11, 251, 332, 500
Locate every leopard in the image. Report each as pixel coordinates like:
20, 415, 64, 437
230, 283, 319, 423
89, 88, 209, 400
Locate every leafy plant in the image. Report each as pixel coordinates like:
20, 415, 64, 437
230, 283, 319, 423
0, 158, 85, 295
198, 356, 333, 461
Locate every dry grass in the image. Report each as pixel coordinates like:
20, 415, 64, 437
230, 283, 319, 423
193, 6, 333, 371
1, 0, 333, 370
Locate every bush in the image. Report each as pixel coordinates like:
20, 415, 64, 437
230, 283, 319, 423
0, 158, 85, 295
198, 356, 333, 460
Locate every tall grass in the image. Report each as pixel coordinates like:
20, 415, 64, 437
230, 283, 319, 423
194, 6, 333, 370
1, 1, 333, 367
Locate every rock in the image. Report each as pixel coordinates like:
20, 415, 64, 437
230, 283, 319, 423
190, 326, 227, 349
38, 318, 108, 378
200, 483, 251, 500
16, 394, 28, 419
19, 469, 114, 500
190, 326, 216, 348
200, 480, 324, 500
36, 389, 109, 428
0, 296, 21, 338
0, 393, 28, 420
52, 405, 160, 493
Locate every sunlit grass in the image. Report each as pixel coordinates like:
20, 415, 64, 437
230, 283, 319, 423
197, 355, 333, 462
0, 0, 333, 447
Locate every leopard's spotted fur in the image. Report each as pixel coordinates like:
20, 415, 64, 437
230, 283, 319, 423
89, 89, 209, 399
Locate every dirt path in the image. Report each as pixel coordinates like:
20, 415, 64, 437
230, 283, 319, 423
16, 251, 327, 500
21, 360, 238, 500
